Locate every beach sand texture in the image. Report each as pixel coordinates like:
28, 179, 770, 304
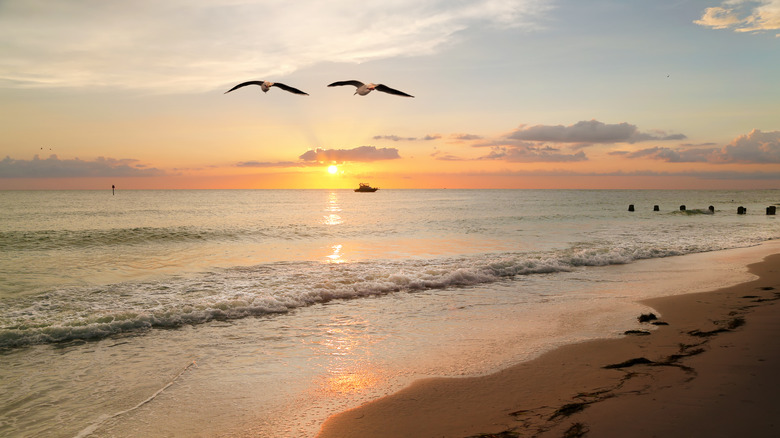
317, 254, 780, 438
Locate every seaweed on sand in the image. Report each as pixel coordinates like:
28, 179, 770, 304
563, 422, 590, 438
466, 432, 520, 438
549, 402, 588, 420
603, 357, 655, 369
637, 313, 658, 323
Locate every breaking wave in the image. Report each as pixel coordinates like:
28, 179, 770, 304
1, 236, 771, 350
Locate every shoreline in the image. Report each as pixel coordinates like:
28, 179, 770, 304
317, 251, 780, 438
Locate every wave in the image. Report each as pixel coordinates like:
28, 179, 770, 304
2, 236, 770, 350
674, 208, 715, 215
0, 224, 342, 251
0, 227, 229, 251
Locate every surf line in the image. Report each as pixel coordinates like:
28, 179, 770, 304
74, 360, 199, 438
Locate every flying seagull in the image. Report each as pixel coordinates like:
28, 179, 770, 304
224, 80, 309, 95
327, 80, 414, 97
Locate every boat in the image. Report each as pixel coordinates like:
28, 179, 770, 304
354, 183, 379, 192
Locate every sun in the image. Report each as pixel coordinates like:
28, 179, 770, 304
327, 165, 338, 174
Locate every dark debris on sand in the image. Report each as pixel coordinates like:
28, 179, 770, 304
637, 313, 658, 323
466, 432, 520, 438
563, 422, 590, 438
624, 330, 651, 336
603, 357, 655, 369
550, 402, 589, 420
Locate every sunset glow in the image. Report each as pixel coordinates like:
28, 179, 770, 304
0, 1, 778, 189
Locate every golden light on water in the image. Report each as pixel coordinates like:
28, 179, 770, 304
323, 192, 345, 262
323, 215, 343, 226
325, 370, 379, 395
326, 244, 344, 263
322, 191, 344, 227
313, 316, 382, 395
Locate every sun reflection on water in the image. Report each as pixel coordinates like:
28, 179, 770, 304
322, 192, 347, 263
324, 370, 379, 395
322, 191, 343, 226
325, 244, 344, 263
313, 316, 382, 395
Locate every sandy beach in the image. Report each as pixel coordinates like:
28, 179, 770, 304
317, 253, 780, 438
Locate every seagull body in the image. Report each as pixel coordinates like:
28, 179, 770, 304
224, 80, 309, 95
327, 80, 414, 97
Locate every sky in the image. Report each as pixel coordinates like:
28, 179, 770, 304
1, 0, 779, 190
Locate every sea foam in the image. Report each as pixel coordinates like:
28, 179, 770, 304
0, 237, 767, 350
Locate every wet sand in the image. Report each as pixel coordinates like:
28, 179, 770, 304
317, 253, 780, 438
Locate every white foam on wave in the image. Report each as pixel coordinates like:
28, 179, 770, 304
0, 236, 773, 350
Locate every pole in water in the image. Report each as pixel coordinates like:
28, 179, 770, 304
112, 185, 115, 196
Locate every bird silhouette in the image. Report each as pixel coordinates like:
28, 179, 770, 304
224, 80, 309, 95
327, 80, 414, 97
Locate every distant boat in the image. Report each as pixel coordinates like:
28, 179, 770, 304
354, 183, 379, 192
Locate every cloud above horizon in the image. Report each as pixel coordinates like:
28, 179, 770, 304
0, 0, 553, 92
451, 119, 686, 163
695, 0, 780, 36
235, 160, 308, 168
0, 155, 167, 178
374, 134, 441, 142
623, 129, 780, 164
507, 120, 687, 145
481, 146, 587, 162
237, 146, 401, 168
299, 146, 401, 163
460, 168, 780, 181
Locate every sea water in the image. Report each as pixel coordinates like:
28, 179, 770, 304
1, 189, 778, 437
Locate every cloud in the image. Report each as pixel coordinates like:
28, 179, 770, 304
237, 146, 402, 168
623, 130, 780, 164
451, 133, 484, 141
236, 161, 307, 168
374, 135, 417, 142
720, 128, 780, 163
298, 146, 401, 162
454, 168, 780, 181
0, 0, 553, 92
0, 155, 167, 178
481, 146, 588, 162
431, 150, 466, 161
508, 120, 686, 145
373, 134, 441, 142
626, 146, 717, 163
695, 1, 780, 36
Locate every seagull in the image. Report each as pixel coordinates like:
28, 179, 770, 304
327, 80, 414, 97
224, 80, 309, 95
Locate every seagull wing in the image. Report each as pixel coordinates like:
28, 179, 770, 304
375, 84, 414, 98
271, 82, 309, 95
327, 80, 365, 88
224, 81, 265, 94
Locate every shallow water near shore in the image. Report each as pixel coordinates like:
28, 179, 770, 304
1, 189, 778, 437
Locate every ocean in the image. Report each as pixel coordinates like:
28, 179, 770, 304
1, 189, 778, 437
